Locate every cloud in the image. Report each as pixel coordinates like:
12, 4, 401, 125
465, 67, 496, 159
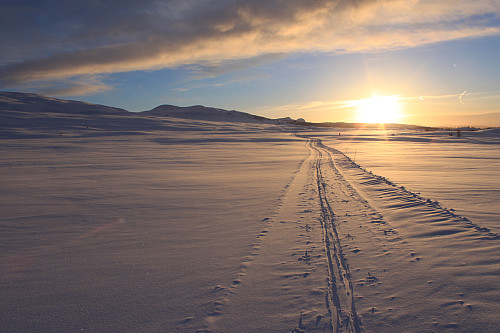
459, 91, 468, 104
262, 91, 490, 114
253, 99, 361, 121
174, 72, 271, 92
39, 77, 114, 97
1, 0, 499, 93
8, 75, 113, 97
187, 53, 287, 79
410, 91, 484, 103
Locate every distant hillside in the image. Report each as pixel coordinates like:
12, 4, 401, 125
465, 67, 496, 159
3, 91, 484, 133
0, 91, 278, 139
142, 104, 271, 123
0, 91, 276, 123
0, 91, 129, 115
0, 91, 157, 138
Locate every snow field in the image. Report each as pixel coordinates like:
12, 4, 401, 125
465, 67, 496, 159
2, 92, 499, 332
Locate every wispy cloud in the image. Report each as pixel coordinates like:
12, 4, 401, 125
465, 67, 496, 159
409, 91, 486, 104
260, 91, 494, 115
9, 75, 114, 97
186, 54, 287, 79
172, 62, 273, 92
1, 0, 499, 94
40, 79, 114, 97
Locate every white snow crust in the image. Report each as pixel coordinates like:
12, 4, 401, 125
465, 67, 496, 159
1, 92, 499, 332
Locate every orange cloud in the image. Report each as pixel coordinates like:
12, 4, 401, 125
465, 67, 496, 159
1, 0, 499, 91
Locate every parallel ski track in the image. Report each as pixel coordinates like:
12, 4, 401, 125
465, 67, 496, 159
308, 139, 362, 333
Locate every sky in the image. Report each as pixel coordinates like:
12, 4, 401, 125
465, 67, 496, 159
1, 0, 500, 126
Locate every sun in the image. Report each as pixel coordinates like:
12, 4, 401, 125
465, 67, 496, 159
356, 95, 402, 124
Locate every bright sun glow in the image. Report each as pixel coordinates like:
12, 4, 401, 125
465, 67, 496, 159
356, 95, 402, 124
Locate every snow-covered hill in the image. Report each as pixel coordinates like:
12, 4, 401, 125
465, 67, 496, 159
142, 104, 271, 122
0, 91, 274, 123
0, 91, 281, 138
0, 91, 129, 115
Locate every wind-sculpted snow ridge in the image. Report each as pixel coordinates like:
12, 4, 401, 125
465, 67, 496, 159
317, 140, 499, 240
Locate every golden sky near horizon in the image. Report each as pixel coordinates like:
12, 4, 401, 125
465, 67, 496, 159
1, 0, 500, 126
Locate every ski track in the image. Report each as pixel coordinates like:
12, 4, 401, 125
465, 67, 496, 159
309, 139, 362, 333
307, 138, 499, 332
211, 137, 499, 332
306, 137, 413, 332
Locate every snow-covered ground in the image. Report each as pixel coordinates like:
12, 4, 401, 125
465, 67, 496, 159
1, 93, 499, 332
315, 128, 500, 233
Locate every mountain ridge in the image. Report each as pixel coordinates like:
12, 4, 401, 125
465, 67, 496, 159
1, 91, 496, 129
141, 103, 271, 122
0, 91, 129, 115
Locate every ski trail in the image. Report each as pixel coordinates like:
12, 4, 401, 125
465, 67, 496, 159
309, 139, 362, 333
215, 137, 499, 332
308, 137, 500, 332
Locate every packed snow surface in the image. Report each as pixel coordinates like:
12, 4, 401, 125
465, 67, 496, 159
1, 92, 499, 332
